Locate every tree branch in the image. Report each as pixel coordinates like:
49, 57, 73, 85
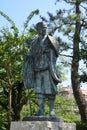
59, 53, 73, 58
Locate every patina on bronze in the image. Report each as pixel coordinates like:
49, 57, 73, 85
23, 21, 61, 116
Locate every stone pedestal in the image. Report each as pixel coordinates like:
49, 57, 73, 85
10, 116, 76, 130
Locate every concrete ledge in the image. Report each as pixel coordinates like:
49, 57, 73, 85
10, 121, 76, 130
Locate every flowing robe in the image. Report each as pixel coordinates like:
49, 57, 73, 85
23, 35, 60, 95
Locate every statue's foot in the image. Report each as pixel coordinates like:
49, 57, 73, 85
50, 109, 55, 117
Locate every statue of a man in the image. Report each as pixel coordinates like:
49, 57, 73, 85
23, 21, 61, 116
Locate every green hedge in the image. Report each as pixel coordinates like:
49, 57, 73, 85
76, 122, 87, 130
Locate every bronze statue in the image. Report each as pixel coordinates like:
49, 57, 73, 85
23, 21, 61, 116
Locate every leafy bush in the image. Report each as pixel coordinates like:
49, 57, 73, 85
76, 121, 87, 130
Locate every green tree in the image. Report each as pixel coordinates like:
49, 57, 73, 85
0, 27, 27, 130
0, 10, 39, 130
55, 95, 79, 122
43, 0, 87, 122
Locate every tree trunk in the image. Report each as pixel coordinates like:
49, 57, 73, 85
71, 1, 87, 123
7, 86, 12, 130
12, 81, 28, 121
6, 65, 13, 130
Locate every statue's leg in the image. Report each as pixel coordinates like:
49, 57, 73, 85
35, 94, 44, 116
48, 96, 56, 116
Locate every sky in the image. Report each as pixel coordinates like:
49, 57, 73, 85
0, 0, 59, 30
0, 0, 87, 90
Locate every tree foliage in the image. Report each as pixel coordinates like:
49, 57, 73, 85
41, 0, 87, 122
0, 26, 27, 130
0, 10, 39, 130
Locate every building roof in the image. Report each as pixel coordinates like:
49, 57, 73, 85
61, 87, 87, 96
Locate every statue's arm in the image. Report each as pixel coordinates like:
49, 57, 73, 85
49, 49, 61, 83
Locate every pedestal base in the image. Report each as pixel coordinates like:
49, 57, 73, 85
10, 121, 76, 130
22, 116, 64, 122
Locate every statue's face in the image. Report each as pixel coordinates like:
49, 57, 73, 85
37, 26, 47, 36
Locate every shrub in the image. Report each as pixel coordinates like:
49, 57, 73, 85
76, 121, 87, 130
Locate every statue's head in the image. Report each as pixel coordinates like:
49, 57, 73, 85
36, 21, 47, 29
36, 21, 47, 36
